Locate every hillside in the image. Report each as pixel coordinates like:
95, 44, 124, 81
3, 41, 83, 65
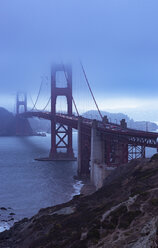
83, 110, 158, 131
0, 107, 50, 135
1, 157, 158, 247
0, 107, 15, 135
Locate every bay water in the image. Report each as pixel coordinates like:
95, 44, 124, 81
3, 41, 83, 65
0, 132, 83, 232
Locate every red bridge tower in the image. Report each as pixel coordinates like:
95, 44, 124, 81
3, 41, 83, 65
16, 92, 27, 114
16, 92, 33, 136
49, 64, 74, 160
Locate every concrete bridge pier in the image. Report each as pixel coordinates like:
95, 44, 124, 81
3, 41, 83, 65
77, 116, 91, 177
114, 142, 128, 164
90, 120, 114, 189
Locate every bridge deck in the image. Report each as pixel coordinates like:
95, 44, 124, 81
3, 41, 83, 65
20, 111, 158, 149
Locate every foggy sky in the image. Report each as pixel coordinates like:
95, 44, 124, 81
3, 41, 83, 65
0, 0, 158, 120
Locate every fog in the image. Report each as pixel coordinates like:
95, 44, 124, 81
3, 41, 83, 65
0, 0, 158, 121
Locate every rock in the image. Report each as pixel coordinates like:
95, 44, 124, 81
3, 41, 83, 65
0, 208, 7, 211
52, 206, 75, 215
150, 153, 158, 162
1, 159, 158, 247
8, 218, 14, 221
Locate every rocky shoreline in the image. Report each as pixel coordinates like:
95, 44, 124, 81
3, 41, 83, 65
0, 207, 16, 233
80, 180, 96, 196
0, 179, 88, 234
1, 157, 158, 247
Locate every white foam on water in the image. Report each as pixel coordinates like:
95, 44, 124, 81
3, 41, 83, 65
0, 222, 10, 233
72, 180, 84, 197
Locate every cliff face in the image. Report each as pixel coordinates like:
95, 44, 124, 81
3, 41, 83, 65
0, 107, 50, 135
0, 107, 34, 136
0, 107, 15, 135
1, 158, 158, 248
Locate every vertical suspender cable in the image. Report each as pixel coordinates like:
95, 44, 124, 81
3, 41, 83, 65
80, 62, 103, 121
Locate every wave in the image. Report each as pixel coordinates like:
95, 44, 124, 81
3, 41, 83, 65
72, 180, 84, 197
0, 221, 11, 233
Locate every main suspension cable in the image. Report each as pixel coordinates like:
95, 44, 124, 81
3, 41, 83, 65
41, 96, 51, 111
30, 79, 43, 111
72, 97, 79, 116
80, 62, 103, 121
29, 94, 39, 111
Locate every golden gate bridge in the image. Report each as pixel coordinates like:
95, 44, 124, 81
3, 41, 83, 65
15, 63, 158, 184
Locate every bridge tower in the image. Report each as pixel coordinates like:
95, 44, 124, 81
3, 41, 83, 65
16, 92, 33, 136
16, 92, 27, 114
49, 64, 74, 159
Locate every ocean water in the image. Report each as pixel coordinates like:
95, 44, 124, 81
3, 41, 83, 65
0, 132, 83, 232
0, 131, 157, 232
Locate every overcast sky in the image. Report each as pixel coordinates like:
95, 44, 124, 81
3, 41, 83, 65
0, 0, 158, 121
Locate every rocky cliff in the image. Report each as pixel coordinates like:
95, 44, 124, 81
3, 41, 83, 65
0, 107, 15, 135
1, 157, 158, 247
0, 107, 34, 136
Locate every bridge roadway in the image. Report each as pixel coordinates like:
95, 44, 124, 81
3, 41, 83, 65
21, 111, 158, 149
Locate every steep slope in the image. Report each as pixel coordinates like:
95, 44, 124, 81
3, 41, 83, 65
0, 107, 15, 135
1, 158, 158, 247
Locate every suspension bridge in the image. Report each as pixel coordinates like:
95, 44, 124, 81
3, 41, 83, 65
15, 63, 158, 188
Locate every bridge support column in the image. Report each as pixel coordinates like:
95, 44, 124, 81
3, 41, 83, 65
121, 143, 129, 163
111, 142, 128, 164
77, 116, 91, 177
104, 140, 128, 165
90, 120, 129, 189
90, 120, 105, 186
